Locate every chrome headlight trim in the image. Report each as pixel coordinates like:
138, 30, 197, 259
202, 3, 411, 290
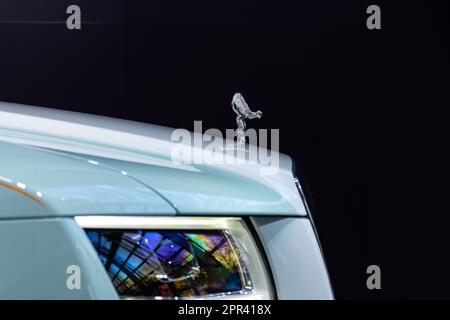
75, 216, 242, 230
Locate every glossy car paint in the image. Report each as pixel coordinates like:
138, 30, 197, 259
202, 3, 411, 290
252, 217, 333, 299
0, 218, 118, 299
0, 102, 306, 217
0, 141, 176, 218
0, 102, 333, 299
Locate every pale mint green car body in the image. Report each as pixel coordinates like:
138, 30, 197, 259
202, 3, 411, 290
0, 102, 333, 299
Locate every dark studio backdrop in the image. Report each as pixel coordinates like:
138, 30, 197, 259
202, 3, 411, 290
0, 0, 448, 299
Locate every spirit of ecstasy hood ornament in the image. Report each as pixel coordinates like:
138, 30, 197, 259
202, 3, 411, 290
231, 93, 262, 145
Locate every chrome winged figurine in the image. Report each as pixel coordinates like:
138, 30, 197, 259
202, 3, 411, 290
231, 92, 262, 145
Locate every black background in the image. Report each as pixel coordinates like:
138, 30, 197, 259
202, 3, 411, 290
0, 0, 448, 299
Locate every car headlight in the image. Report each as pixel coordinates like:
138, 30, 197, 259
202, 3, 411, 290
75, 216, 273, 300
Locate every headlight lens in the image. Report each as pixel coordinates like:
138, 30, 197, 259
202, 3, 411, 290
75, 216, 273, 300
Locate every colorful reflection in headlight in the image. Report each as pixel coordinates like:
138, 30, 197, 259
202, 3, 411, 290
85, 229, 253, 299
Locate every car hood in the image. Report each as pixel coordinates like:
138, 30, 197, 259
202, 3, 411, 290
0, 102, 306, 218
